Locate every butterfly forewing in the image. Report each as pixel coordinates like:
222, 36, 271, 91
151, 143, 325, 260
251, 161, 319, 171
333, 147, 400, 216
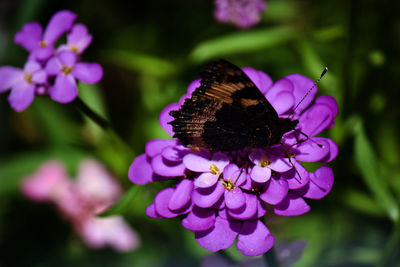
169, 60, 287, 152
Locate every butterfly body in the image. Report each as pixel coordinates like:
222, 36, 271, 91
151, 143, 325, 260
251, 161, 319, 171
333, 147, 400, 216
169, 60, 298, 152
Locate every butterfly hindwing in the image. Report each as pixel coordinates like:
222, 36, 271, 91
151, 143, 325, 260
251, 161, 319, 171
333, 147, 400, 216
169, 60, 283, 151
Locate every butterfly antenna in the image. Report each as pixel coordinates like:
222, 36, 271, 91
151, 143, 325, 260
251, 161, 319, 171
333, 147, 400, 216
289, 67, 328, 119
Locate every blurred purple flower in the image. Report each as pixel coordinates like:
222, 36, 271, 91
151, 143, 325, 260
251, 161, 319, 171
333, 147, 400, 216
0, 61, 47, 111
129, 66, 338, 256
1, 10, 102, 111
14, 10, 77, 61
214, 0, 267, 29
21, 159, 140, 252
45, 50, 103, 103
58, 23, 92, 54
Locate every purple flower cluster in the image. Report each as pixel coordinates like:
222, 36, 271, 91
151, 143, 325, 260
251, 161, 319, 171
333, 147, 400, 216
129, 67, 338, 256
0, 10, 103, 111
214, 0, 267, 29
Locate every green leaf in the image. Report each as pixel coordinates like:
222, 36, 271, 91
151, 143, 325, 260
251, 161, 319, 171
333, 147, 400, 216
297, 39, 341, 104
103, 50, 176, 77
98, 185, 140, 217
189, 26, 297, 63
354, 120, 399, 222
343, 190, 386, 217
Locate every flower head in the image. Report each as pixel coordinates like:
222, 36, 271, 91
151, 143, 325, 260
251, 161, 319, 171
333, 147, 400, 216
45, 51, 103, 103
22, 159, 139, 252
129, 65, 337, 256
0, 61, 47, 111
14, 10, 77, 61
1, 10, 103, 111
214, 0, 267, 29
58, 24, 92, 54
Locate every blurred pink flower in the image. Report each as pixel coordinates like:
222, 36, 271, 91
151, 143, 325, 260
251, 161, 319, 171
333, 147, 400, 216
21, 161, 70, 202
21, 159, 140, 252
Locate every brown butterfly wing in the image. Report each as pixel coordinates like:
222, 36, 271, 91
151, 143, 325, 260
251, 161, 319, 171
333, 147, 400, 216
169, 60, 282, 151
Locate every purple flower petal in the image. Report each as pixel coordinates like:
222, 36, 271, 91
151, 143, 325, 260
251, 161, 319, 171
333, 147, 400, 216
315, 95, 338, 117
294, 138, 330, 162
43, 10, 77, 45
31, 47, 54, 61
212, 152, 230, 170
270, 91, 295, 115
297, 166, 334, 199
274, 192, 310, 216
237, 220, 275, 256
129, 154, 172, 184
194, 173, 220, 188
8, 81, 35, 111
285, 74, 316, 115
192, 182, 225, 208
265, 77, 294, 101
268, 157, 292, 172
159, 103, 180, 136
14, 22, 42, 51
66, 23, 92, 53
0, 66, 23, 92
298, 103, 334, 137
223, 164, 247, 186
228, 193, 258, 220
182, 206, 216, 231
151, 154, 185, 177
250, 165, 271, 183
184, 151, 212, 172
169, 179, 193, 210
73, 62, 103, 84
145, 139, 176, 158
128, 154, 153, 185
318, 137, 338, 163
214, 0, 266, 29
282, 160, 310, 190
58, 51, 77, 66
242, 67, 273, 94
180, 79, 201, 104
195, 216, 240, 252
146, 204, 163, 219
225, 188, 246, 210
23, 61, 41, 74
260, 177, 288, 205
162, 145, 189, 162
45, 56, 62, 75
31, 69, 47, 84
49, 74, 77, 103
154, 188, 179, 218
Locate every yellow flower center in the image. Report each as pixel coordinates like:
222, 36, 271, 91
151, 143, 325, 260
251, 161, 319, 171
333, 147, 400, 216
70, 45, 79, 53
61, 65, 73, 75
260, 157, 270, 167
221, 178, 236, 191
24, 73, 32, 84
38, 40, 48, 47
209, 164, 219, 175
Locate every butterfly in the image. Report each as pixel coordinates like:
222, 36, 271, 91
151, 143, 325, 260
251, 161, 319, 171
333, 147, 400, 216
169, 59, 299, 152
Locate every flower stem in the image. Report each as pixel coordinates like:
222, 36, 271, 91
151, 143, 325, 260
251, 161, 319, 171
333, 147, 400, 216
264, 247, 280, 267
72, 97, 134, 156
73, 97, 110, 130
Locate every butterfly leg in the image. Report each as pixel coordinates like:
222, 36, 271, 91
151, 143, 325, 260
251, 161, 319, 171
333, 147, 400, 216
280, 141, 303, 181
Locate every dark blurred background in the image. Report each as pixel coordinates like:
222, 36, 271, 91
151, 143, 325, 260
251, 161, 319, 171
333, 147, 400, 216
0, 0, 399, 266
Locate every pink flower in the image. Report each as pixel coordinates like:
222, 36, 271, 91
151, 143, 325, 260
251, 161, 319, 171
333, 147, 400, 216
21, 159, 140, 252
